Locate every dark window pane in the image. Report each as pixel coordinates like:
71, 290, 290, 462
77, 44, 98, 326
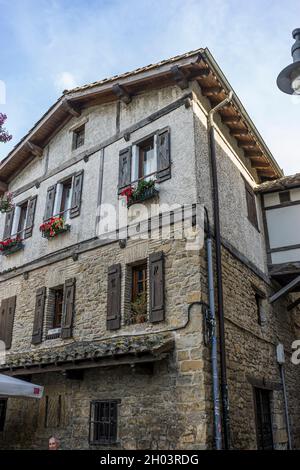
0, 399, 7, 432
254, 388, 273, 450
89, 400, 118, 444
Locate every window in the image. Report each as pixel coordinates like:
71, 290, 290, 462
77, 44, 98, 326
253, 286, 267, 326
7, 196, 37, 240
44, 395, 62, 428
72, 125, 85, 150
279, 191, 290, 204
44, 172, 83, 222
245, 181, 259, 229
254, 388, 273, 450
89, 400, 119, 445
129, 263, 147, 324
17, 201, 28, 235
60, 178, 73, 215
46, 286, 64, 337
0, 399, 7, 431
132, 137, 156, 182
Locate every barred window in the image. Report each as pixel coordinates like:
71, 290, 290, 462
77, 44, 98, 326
89, 400, 119, 445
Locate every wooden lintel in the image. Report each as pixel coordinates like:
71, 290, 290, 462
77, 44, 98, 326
202, 86, 223, 96
230, 129, 249, 137
26, 141, 43, 158
112, 83, 132, 105
222, 115, 242, 124
62, 99, 81, 117
170, 65, 189, 89
0, 180, 8, 193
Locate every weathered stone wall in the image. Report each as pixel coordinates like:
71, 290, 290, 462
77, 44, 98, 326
200, 242, 300, 450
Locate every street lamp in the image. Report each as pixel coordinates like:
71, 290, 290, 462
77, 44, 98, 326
277, 28, 300, 95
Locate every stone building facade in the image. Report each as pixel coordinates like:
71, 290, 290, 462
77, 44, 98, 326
0, 48, 299, 450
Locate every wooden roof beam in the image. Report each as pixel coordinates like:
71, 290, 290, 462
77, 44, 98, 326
62, 99, 81, 117
230, 129, 249, 137
245, 150, 264, 158
202, 86, 223, 96
222, 116, 242, 124
25, 141, 43, 159
257, 169, 276, 177
250, 160, 270, 169
112, 83, 132, 105
170, 65, 189, 89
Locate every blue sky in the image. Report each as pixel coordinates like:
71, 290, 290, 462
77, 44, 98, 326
0, 0, 299, 174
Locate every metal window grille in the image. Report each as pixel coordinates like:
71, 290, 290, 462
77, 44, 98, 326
89, 400, 118, 445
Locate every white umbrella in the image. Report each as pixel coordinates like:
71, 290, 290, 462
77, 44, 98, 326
0, 374, 44, 398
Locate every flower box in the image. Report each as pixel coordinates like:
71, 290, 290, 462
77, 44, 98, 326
121, 180, 159, 208
0, 238, 23, 256
40, 217, 70, 239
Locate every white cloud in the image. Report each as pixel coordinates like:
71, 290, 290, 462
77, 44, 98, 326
54, 72, 77, 93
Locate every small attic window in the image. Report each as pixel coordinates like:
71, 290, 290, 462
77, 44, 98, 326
279, 191, 290, 204
72, 125, 85, 150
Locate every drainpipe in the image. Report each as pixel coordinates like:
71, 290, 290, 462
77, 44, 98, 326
204, 207, 222, 449
207, 91, 233, 449
276, 343, 292, 449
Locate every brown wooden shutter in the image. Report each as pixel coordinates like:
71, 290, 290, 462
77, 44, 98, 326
0, 299, 8, 348
245, 182, 258, 229
107, 264, 121, 330
157, 128, 171, 182
118, 147, 132, 192
70, 171, 84, 218
24, 195, 37, 239
4, 296, 16, 350
44, 185, 56, 220
149, 251, 165, 322
3, 208, 14, 240
32, 287, 46, 344
61, 278, 76, 339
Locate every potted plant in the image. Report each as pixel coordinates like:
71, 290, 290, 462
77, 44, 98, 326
121, 179, 159, 207
0, 192, 14, 213
130, 292, 147, 324
40, 216, 70, 239
0, 236, 23, 256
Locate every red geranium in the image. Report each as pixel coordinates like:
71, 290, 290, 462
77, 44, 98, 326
40, 216, 65, 238
0, 236, 22, 251
120, 186, 133, 203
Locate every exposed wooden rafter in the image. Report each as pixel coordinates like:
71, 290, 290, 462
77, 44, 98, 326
230, 129, 249, 137
62, 99, 81, 117
221, 116, 242, 124
202, 86, 223, 96
170, 65, 189, 89
250, 160, 270, 169
25, 141, 43, 158
112, 83, 132, 104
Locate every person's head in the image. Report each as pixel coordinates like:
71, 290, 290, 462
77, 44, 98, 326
48, 436, 60, 450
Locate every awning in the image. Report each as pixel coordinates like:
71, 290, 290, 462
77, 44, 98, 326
0, 373, 44, 398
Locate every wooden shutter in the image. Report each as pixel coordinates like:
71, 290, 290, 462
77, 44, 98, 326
24, 195, 37, 239
44, 185, 56, 220
3, 208, 14, 240
32, 287, 46, 344
118, 147, 132, 192
70, 171, 84, 218
107, 264, 121, 330
4, 296, 16, 350
149, 251, 165, 322
245, 182, 258, 229
61, 278, 76, 339
0, 299, 8, 345
157, 128, 171, 182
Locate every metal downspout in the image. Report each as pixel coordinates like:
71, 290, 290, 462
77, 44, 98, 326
207, 91, 233, 449
204, 207, 222, 449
